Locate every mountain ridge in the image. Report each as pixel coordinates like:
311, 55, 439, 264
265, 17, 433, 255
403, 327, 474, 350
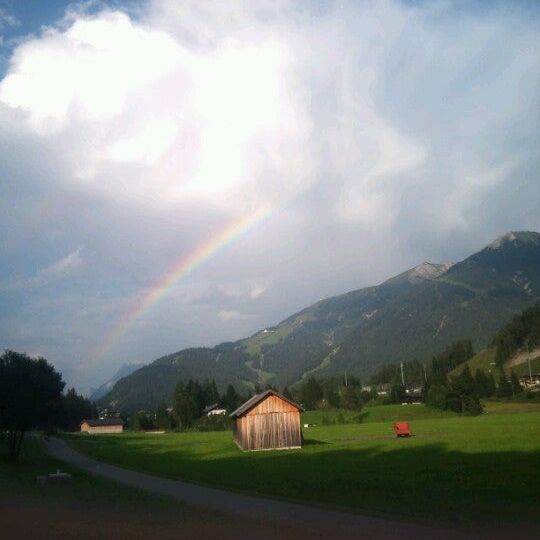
99, 231, 540, 412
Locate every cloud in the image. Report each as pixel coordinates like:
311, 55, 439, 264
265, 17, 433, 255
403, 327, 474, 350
250, 286, 266, 299
0, 8, 19, 30
0, 1, 539, 392
2, 248, 83, 291
218, 309, 259, 322
0, 8, 313, 212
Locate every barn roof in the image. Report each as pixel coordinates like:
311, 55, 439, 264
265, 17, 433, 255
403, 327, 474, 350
230, 390, 303, 418
81, 418, 123, 427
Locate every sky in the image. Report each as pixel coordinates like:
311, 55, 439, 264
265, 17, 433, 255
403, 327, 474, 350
1, 0, 539, 394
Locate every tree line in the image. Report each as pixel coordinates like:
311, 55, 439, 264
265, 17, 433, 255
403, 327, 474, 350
368, 336, 531, 415
130, 379, 249, 431
492, 304, 540, 365
0, 350, 96, 461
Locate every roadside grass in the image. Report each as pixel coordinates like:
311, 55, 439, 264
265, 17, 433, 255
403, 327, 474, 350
0, 435, 181, 512
65, 403, 540, 526
0, 436, 283, 539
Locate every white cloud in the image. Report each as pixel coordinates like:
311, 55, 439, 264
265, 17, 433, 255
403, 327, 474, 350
0, 8, 19, 30
0, 1, 539, 390
0, 8, 313, 212
250, 286, 266, 299
2, 248, 83, 290
218, 309, 259, 322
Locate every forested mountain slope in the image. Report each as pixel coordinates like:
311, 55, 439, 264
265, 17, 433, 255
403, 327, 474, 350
99, 232, 540, 412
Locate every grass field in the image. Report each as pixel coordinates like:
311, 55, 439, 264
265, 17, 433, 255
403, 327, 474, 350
66, 402, 540, 527
301, 403, 458, 425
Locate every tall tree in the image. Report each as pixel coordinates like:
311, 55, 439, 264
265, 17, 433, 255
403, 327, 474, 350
0, 351, 65, 461
299, 377, 323, 410
454, 364, 477, 396
496, 370, 513, 398
173, 385, 198, 429
156, 403, 172, 430
222, 384, 240, 411
61, 388, 96, 431
510, 371, 523, 396
388, 382, 405, 404
474, 369, 495, 398
282, 386, 293, 400
340, 385, 362, 410
202, 379, 220, 405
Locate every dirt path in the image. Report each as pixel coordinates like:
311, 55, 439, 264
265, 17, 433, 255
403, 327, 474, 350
45, 437, 525, 540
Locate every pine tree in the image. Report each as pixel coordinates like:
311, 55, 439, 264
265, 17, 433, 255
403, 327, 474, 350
389, 382, 405, 404
223, 384, 240, 411
474, 369, 489, 398
510, 371, 523, 396
426, 384, 449, 410
340, 385, 362, 410
156, 403, 172, 430
456, 364, 476, 396
173, 382, 198, 429
282, 386, 293, 400
496, 370, 513, 398
486, 371, 497, 397
131, 413, 142, 431
299, 377, 323, 410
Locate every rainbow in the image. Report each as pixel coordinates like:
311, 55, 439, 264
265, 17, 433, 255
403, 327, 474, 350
92, 205, 271, 362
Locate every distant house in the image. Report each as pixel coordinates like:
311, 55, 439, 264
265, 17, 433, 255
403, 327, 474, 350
519, 374, 540, 389
230, 390, 303, 451
203, 403, 227, 417
80, 418, 123, 434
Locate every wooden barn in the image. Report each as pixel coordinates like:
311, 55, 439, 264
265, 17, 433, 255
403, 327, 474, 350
80, 418, 123, 434
230, 390, 303, 451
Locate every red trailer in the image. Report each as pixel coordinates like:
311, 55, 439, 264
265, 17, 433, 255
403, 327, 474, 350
394, 422, 412, 437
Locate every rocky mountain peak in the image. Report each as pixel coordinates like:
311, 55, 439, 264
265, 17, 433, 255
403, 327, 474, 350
486, 231, 540, 251
384, 261, 453, 286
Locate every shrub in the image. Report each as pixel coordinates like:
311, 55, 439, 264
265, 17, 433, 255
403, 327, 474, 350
426, 384, 449, 410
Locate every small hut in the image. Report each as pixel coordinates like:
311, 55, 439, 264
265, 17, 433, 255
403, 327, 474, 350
230, 390, 303, 451
80, 418, 123, 434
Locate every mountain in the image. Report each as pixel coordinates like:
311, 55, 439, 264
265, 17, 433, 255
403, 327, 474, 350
90, 363, 145, 402
99, 231, 540, 412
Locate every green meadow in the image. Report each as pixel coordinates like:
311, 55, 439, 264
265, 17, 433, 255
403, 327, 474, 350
66, 402, 540, 526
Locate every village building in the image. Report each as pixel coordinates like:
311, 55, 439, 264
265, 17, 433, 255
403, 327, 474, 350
519, 374, 540, 389
203, 403, 227, 417
230, 390, 303, 451
80, 418, 124, 434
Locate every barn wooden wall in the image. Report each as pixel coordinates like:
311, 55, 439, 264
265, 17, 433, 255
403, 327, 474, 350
234, 395, 302, 451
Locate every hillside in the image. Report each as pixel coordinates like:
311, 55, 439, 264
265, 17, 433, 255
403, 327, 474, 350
99, 231, 540, 412
450, 347, 540, 379
450, 303, 540, 378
